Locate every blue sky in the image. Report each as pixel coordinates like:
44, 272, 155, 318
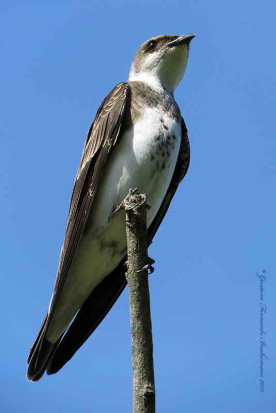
1, 1, 275, 412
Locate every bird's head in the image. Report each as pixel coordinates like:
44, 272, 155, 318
129, 34, 195, 94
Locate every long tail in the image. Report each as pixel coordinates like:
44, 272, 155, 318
47, 267, 126, 375
27, 266, 126, 381
27, 315, 61, 381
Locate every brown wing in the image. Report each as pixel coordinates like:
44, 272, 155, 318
46, 117, 190, 375
51, 82, 130, 316
27, 82, 130, 381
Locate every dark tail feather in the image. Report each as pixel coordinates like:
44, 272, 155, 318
47, 265, 126, 375
28, 184, 175, 380
28, 315, 48, 364
27, 315, 60, 381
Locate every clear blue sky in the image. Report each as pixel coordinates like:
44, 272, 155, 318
1, 1, 275, 412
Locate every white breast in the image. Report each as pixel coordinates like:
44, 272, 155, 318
47, 106, 181, 342
92, 106, 181, 225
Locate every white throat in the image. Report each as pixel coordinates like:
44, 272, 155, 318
128, 44, 189, 95
128, 69, 165, 93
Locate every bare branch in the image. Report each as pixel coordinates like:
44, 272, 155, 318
124, 189, 155, 413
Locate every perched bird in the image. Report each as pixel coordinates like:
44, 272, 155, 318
27, 34, 195, 381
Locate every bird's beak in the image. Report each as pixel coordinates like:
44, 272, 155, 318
168, 34, 196, 48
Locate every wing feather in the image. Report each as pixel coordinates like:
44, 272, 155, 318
49, 82, 130, 318
46, 117, 190, 374
27, 82, 130, 381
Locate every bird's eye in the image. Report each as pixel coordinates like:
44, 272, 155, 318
145, 40, 157, 53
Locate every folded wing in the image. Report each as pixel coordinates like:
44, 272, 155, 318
27, 82, 130, 381
46, 118, 190, 375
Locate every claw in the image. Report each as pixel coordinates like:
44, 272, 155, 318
136, 257, 155, 274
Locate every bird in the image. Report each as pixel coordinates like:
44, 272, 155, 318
27, 33, 195, 381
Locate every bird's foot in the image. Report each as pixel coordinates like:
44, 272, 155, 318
136, 257, 155, 274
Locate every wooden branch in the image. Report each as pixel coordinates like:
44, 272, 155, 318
124, 189, 155, 413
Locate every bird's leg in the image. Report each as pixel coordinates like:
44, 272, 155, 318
124, 257, 155, 274
136, 257, 155, 274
